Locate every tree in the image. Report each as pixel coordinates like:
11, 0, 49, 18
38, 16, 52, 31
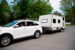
31, 0, 53, 20
0, 0, 11, 25
53, 11, 62, 16
11, 0, 21, 20
60, 0, 75, 24
12, 0, 53, 20
12, 0, 31, 19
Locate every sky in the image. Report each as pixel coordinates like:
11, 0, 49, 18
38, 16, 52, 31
6, 0, 61, 12
50, 0, 61, 12
6, 0, 14, 4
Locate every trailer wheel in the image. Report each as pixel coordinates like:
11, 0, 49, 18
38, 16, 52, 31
60, 28, 65, 32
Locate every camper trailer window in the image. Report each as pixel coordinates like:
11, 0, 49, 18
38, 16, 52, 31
41, 19, 48, 23
53, 19, 56, 23
58, 20, 60, 23
63, 18, 64, 20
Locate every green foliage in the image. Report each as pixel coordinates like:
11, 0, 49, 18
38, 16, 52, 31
0, 0, 53, 25
0, 0, 11, 25
53, 11, 62, 16
12, 0, 53, 20
60, 0, 75, 24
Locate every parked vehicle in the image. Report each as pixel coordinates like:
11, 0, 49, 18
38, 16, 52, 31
0, 20, 42, 47
39, 14, 65, 32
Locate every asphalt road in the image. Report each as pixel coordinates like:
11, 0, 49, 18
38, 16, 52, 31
0, 26, 75, 50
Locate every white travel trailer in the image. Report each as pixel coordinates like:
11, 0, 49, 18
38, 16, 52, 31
39, 14, 65, 32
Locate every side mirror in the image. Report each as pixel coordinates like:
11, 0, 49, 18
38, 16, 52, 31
14, 25, 19, 28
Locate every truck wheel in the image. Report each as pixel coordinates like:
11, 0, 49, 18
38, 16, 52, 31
0, 35, 12, 47
34, 31, 41, 39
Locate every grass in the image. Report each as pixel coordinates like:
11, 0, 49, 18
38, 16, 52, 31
66, 24, 71, 26
66, 24, 75, 26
